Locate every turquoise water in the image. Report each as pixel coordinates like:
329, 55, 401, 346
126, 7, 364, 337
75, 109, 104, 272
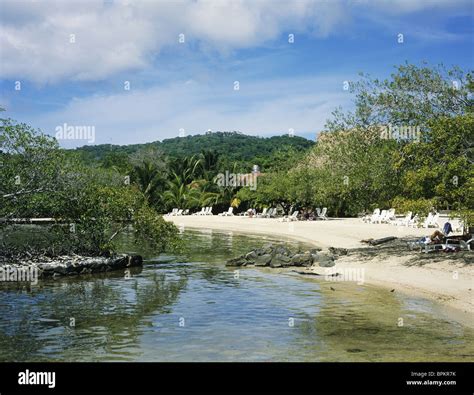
0, 229, 473, 362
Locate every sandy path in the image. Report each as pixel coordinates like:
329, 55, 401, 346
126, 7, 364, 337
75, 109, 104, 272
165, 216, 474, 324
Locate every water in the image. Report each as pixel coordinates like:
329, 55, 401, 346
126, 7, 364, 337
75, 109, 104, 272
0, 229, 473, 362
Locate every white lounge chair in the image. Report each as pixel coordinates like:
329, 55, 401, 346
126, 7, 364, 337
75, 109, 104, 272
266, 208, 276, 218
182, 209, 189, 215
256, 208, 268, 218
318, 207, 328, 220
218, 207, 234, 216
280, 211, 299, 222
423, 213, 433, 228
393, 212, 412, 226
167, 208, 178, 216
407, 214, 420, 227
381, 208, 396, 223
364, 208, 380, 223
193, 207, 206, 216
373, 209, 387, 224
444, 238, 474, 251
205, 207, 213, 215
175, 209, 183, 216
427, 213, 440, 228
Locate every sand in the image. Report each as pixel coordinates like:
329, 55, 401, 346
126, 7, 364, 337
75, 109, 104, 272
165, 215, 474, 325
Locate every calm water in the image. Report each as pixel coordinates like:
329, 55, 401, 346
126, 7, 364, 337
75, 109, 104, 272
0, 229, 473, 362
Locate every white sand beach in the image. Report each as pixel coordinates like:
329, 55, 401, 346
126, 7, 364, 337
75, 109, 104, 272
165, 216, 474, 324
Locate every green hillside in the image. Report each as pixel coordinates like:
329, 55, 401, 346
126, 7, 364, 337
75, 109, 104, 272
74, 131, 314, 171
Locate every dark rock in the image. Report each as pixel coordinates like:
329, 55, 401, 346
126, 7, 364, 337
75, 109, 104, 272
313, 253, 336, 267
328, 247, 348, 256
225, 255, 247, 266
290, 253, 312, 267
262, 244, 274, 255
255, 254, 272, 266
245, 251, 258, 262
54, 265, 67, 275
273, 246, 292, 257
271, 253, 291, 267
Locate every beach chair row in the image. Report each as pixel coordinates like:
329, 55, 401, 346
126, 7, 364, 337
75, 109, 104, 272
363, 208, 441, 228
166, 206, 329, 220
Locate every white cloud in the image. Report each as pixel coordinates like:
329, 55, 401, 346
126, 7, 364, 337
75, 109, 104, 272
31, 75, 352, 146
0, 0, 349, 83
4, 0, 468, 83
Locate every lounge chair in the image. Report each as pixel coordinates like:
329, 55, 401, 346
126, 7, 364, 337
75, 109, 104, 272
364, 208, 380, 223
175, 209, 183, 216
266, 208, 276, 218
422, 213, 439, 228
373, 209, 387, 224
218, 207, 234, 216
318, 207, 328, 220
427, 213, 440, 228
407, 214, 419, 227
280, 210, 299, 222
182, 209, 189, 215
444, 237, 473, 251
381, 208, 396, 223
392, 211, 412, 226
205, 207, 214, 215
167, 208, 178, 216
255, 208, 268, 218
193, 207, 206, 216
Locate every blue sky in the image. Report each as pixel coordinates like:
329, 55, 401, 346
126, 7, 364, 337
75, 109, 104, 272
0, 0, 473, 147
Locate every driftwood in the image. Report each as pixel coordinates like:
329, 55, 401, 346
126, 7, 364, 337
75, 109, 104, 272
361, 236, 397, 246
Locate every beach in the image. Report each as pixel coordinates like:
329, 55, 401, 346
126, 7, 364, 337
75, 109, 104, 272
165, 216, 474, 324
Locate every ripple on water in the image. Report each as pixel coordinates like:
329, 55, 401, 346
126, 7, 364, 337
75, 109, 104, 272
0, 229, 473, 362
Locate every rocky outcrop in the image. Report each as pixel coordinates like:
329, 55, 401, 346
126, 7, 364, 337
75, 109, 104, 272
0, 254, 143, 280
225, 244, 337, 268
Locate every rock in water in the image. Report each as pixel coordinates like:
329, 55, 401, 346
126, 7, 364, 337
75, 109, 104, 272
255, 254, 272, 266
313, 253, 336, 267
225, 255, 248, 267
271, 253, 292, 267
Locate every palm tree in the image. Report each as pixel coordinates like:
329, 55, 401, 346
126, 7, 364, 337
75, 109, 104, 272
162, 175, 201, 209
133, 160, 165, 203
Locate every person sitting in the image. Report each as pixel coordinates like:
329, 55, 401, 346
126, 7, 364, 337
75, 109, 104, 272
429, 230, 445, 244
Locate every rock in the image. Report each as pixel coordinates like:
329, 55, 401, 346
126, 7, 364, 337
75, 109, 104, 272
262, 244, 274, 255
313, 253, 336, 267
272, 246, 292, 257
270, 253, 291, 267
225, 255, 247, 266
245, 251, 258, 262
255, 254, 272, 266
328, 247, 348, 256
290, 253, 312, 267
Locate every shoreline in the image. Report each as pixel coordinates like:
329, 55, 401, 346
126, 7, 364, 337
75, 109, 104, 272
166, 216, 474, 326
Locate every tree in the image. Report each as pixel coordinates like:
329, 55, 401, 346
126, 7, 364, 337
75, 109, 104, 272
0, 118, 179, 256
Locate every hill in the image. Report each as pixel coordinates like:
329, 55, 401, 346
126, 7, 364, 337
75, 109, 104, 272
73, 131, 314, 170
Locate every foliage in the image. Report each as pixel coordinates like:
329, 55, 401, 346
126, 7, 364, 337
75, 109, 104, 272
0, 118, 179, 256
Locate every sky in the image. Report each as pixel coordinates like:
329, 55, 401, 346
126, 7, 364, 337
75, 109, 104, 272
0, 0, 473, 147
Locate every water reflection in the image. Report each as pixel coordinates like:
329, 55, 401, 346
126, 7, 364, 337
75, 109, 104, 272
0, 229, 473, 362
